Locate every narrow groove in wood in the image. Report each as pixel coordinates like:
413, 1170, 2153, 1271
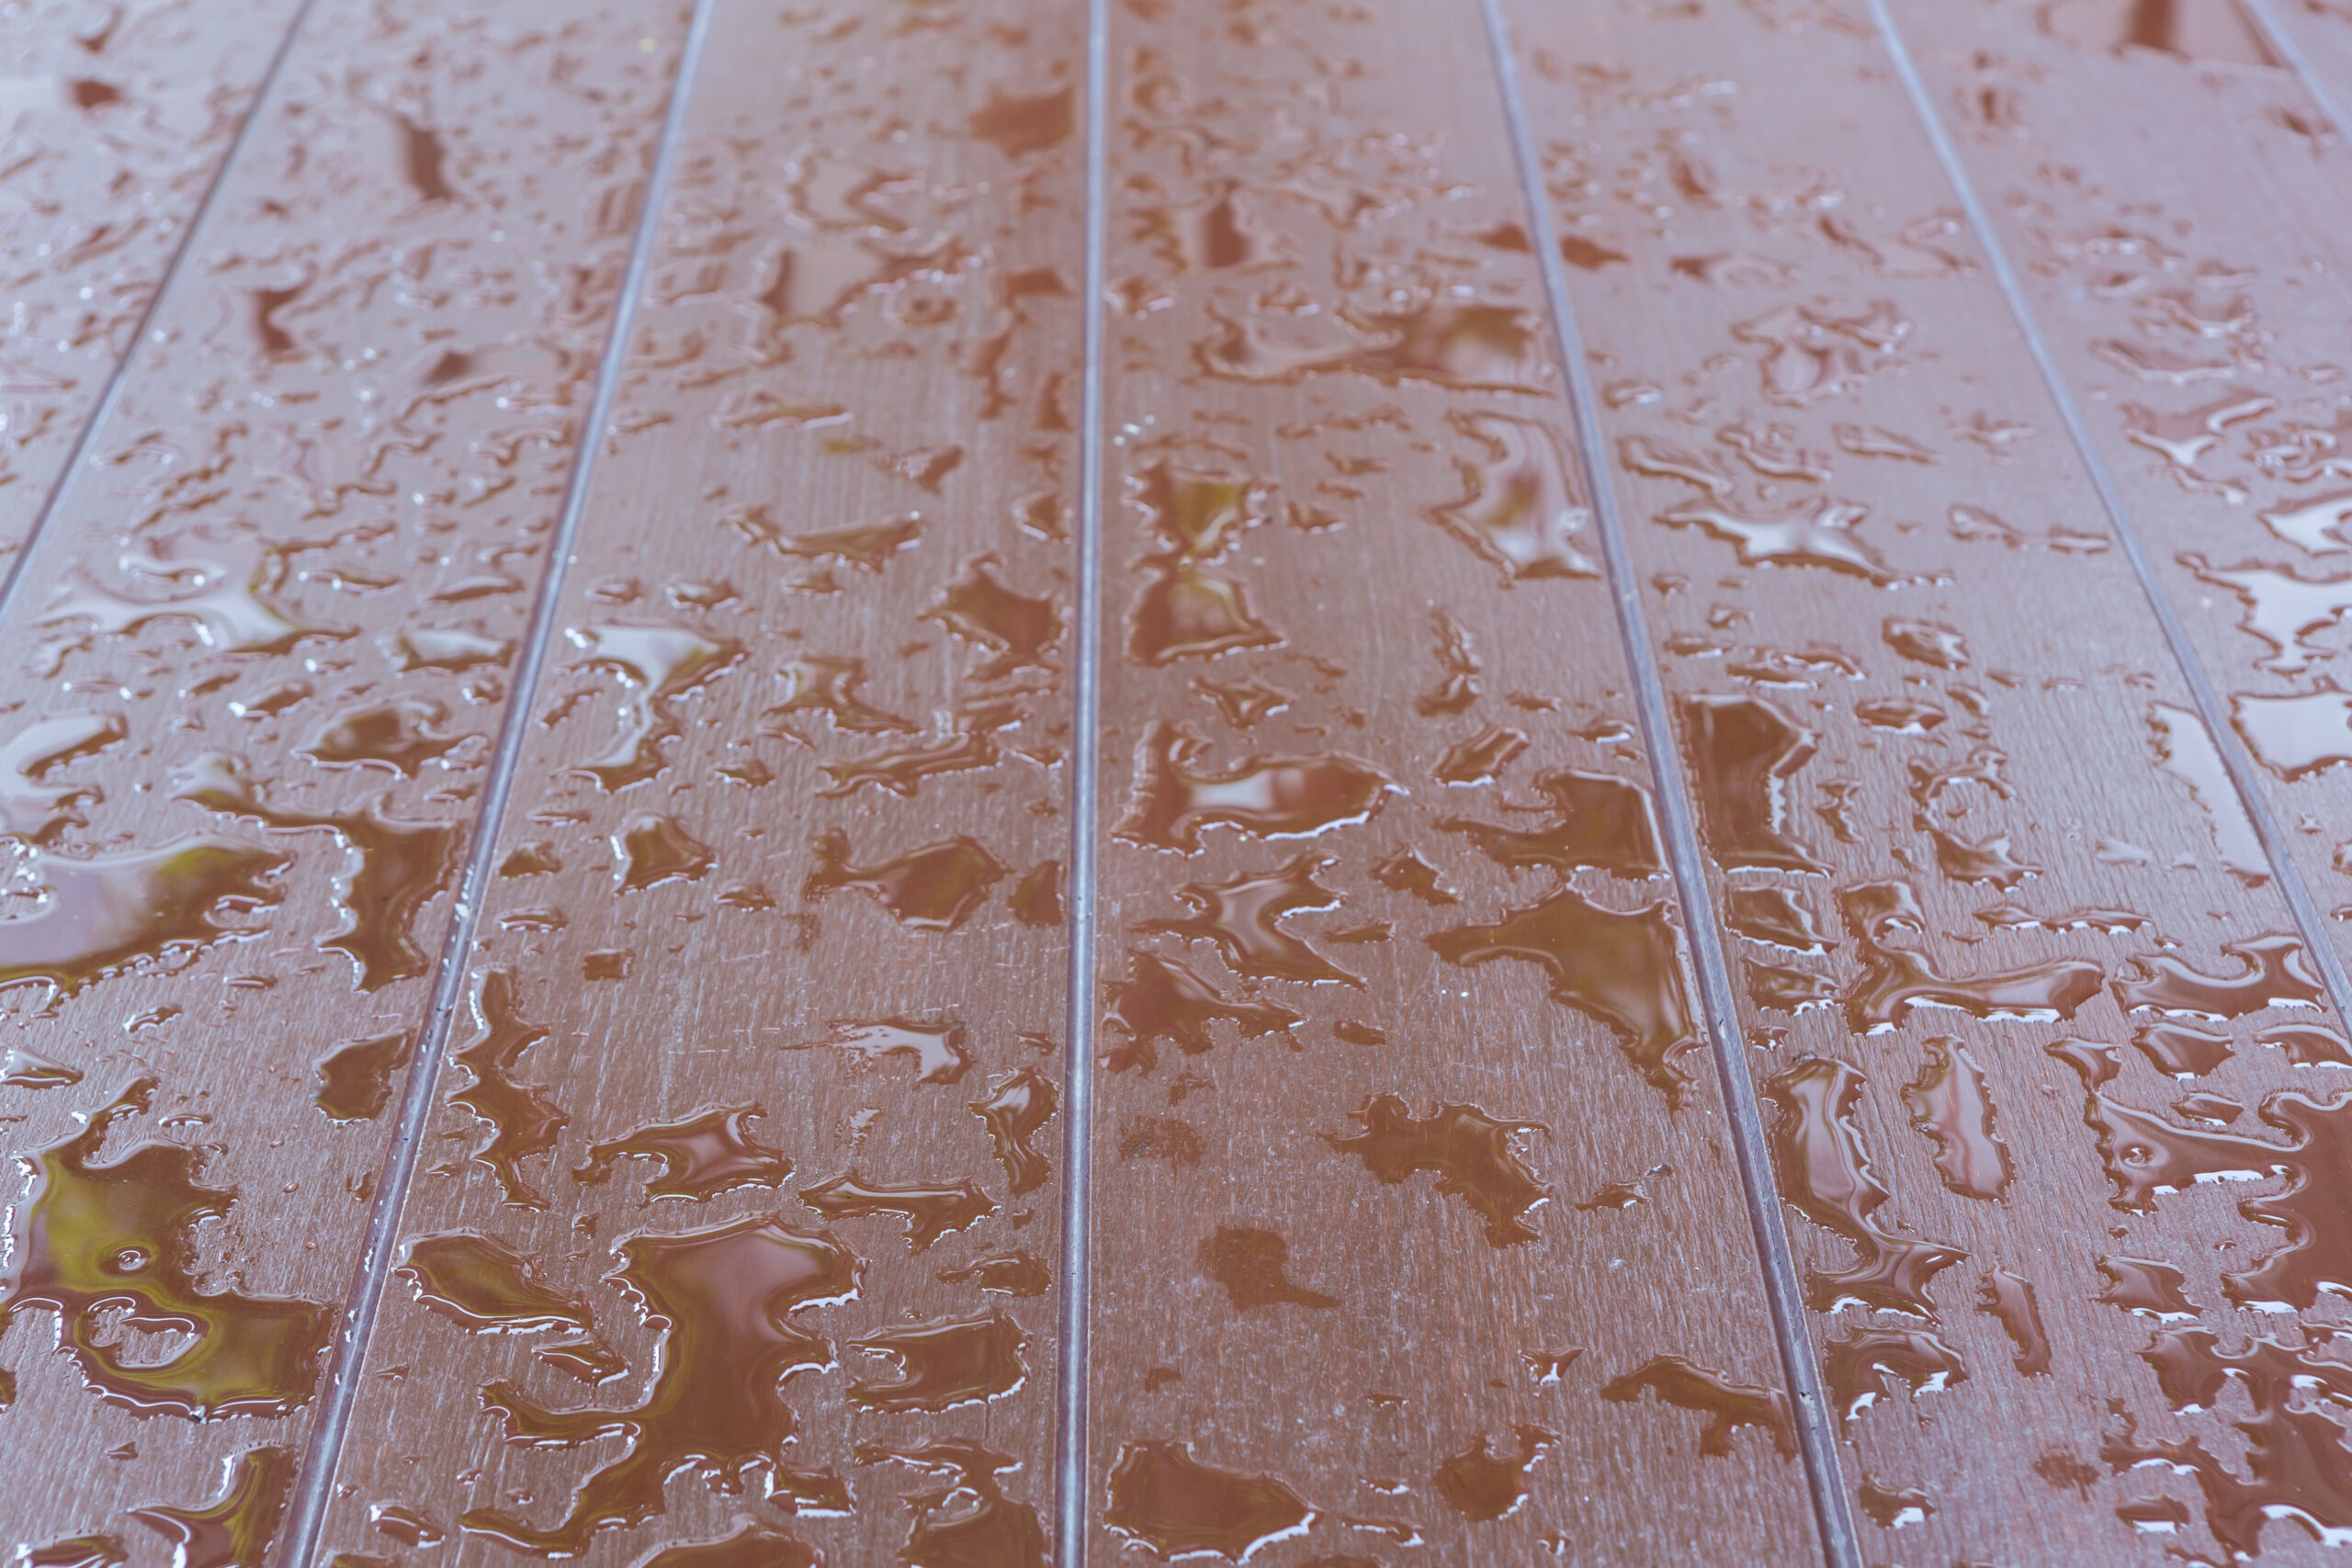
1057, 0, 1112, 1557
2240, 0, 2352, 151
276, 2, 720, 1552
1476, 4, 1863, 1562
1864, 0, 2352, 1038
0, 0, 322, 623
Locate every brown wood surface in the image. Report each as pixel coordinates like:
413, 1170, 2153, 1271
9, 0, 2352, 1564
0, 0, 692, 1556
1502, 0, 2352, 1561
306, 1, 1085, 1562
0, 0, 305, 567
1082, 4, 1819, 1565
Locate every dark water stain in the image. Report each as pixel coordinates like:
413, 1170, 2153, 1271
969, 87, 1073, 157
575, 1107, 789, 1201
1430, 887, 1700, 1100
459, 1217, 856, 1551
1104, 1442, 1313, 1562
1103, 949, 1302, 1074
1328, 1096, 1550, 1247
1600, 1357, 1794, 1458
1, 1079, 332, 1416
1199, 1225, 1338, 1311
848, 1311, 1026, 1414
797, 1171, 993, 1252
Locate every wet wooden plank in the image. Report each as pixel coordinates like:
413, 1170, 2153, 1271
0, 0, 693, 1557
1499, 0, 2352, 1562
1083, 4, 1821, 1562
1890, 0, 2352, 980
303, 1, 1086, 1562
0, 0, 305, 566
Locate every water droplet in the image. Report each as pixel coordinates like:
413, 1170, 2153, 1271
1139, 852, 1361, 986
1429, 412, 1598, 581
792, 1019, 972, 1085
2097, 1256, 2200, 1320
1327, 1096, 1550, 1247
575, 1107, 789, 1200
797, 1172, 993, 1252
804, 829, 1006, 931
1679, 694, 1825, 872
2, 1079, 333, 1416
393, 1233, 590, 1334
1823, 1325, 1967, 1423
936, 1250, 1051, 1298
1905, 1039, 2012, 1200
1117, 723, 1389, 850
614, 813, 715, 891
1598, 1357, 1794, 1458
565, 624, 741, 791
2112, 935, 2323, 1020
0, 836, 286, 997
856, 1441, 1046, 1568
1843, 881, 2103, 1031
300, 701, 464, 776
447, 970, 567, 1207
313, 1032, 412, 1122
848, 1311, 1027, 1413
1430, 888, 1699, 1099
1442, 768, 1664, 878
971, 1068, 1057, 1195
1765, 1057, 1964, 1315
1434, 1425, 1555, 1521
459, 1217, 856, 1551
1977, 1268, 2051, 1375
634, 1521, 816, 1568
1857, 1477, 1934, 1529
0, 712, 123, 840
1103, 950, 1301, 1075
925, 557, 1063, 677
128, 1447, 294, 1568
1103, 1443, 1314, 1562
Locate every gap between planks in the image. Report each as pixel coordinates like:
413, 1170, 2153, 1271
277, 0, 722, 1555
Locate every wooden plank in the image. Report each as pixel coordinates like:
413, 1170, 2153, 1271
0, 0, 695, 1557
1885, 0, 2352, 992
1082, 4, 1822, 1563
1498, 0, 2352, 1562
302, 1, 1087, 1562
0, 0, 304, 566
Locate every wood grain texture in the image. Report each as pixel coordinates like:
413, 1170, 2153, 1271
0, 0, 305, 567
1084, 3, 1819, 1562
1500, 0, 2352, 1562
304, 0, 1086, 1562
1889, 0, 2352, 979
0, 0, 692, 1555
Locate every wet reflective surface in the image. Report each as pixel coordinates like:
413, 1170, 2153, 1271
10, 0, 2352, 1562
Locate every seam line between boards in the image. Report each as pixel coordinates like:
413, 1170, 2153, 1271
1864, 0, 2352, 1032
277, 2, 718, 1556
2240, 0, 2352, 154
1474, 4, 1862, 1564
1057, 0, 1112, 1559
0, 0, 322, 622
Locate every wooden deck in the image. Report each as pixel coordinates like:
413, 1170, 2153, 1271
7, 0, 2352, 1562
